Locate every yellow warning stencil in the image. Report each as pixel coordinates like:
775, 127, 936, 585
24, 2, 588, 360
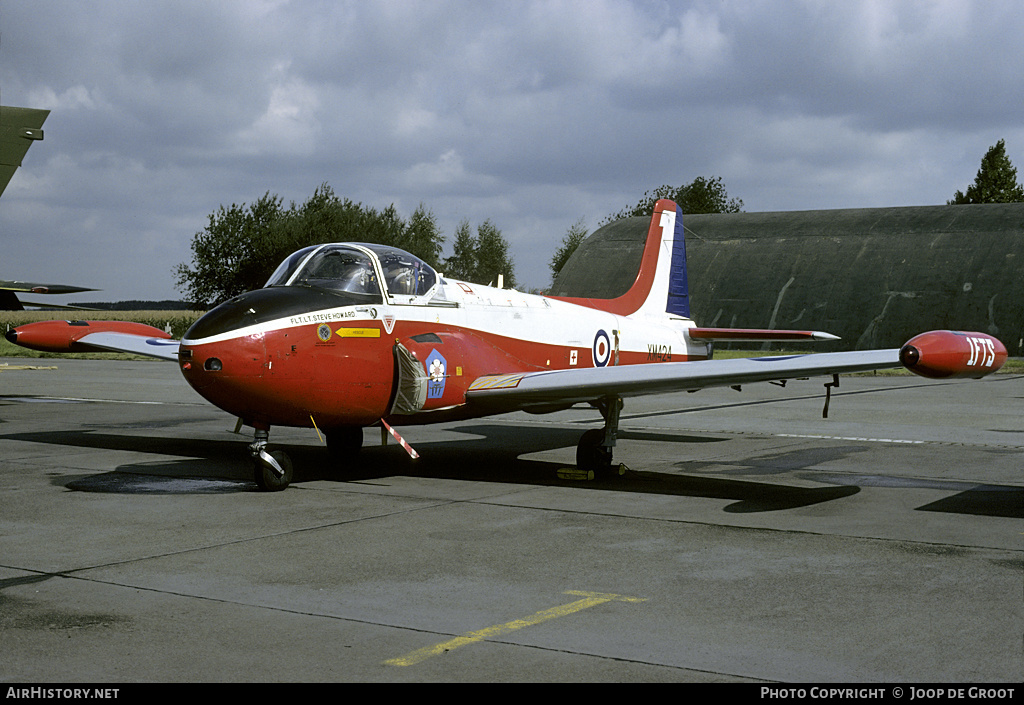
335, 327, 381, 338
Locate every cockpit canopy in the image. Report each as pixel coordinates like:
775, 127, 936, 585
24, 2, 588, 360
265, 243, 440, 303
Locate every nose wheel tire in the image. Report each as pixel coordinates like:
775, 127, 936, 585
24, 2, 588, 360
254, 449, 293, 491
250, 427, 293, 491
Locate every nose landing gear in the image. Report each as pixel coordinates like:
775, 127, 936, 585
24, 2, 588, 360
250, 427, 293, 491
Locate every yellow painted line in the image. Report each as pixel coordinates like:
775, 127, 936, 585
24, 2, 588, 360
335, 327, 380, 338
383, 590, 646, 667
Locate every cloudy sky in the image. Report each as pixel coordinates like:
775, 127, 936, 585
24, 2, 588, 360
2, 0, 1022, 303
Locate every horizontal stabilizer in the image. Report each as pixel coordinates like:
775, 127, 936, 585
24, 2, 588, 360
688, 328, 840, 342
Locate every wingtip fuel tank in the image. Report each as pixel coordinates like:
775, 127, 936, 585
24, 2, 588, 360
899, 330, 1007, 379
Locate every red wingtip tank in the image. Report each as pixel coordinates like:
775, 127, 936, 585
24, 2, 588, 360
4, 320, 171, 353
899, 330, 1007, 379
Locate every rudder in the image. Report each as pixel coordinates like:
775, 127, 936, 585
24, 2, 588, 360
664, 201, 689, 318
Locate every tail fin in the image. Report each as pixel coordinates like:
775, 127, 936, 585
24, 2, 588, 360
550, 199, 689, 319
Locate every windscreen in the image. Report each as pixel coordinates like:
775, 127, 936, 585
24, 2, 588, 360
266, 243, 439, 301
266, 245, 383, 297
264, 246, 318, 288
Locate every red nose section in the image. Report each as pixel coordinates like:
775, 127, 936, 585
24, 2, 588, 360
5, 319, 171, 353
179, 328, 395, 429
899, 330, 1007, 379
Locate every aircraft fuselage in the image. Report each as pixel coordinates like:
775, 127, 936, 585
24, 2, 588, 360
178, 276, 708, 432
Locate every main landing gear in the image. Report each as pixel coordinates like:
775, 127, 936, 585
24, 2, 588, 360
576, 395, 627, 478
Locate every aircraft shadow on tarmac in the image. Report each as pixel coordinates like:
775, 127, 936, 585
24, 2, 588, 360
3, 424, 1019, 518
672, 443, 1024, 519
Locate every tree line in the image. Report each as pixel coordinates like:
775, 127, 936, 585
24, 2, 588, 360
176, 141, 1023, 306
174, 183, 515, 306
175, 175, 747, 305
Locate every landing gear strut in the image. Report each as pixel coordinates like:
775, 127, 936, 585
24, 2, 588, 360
576, 395, 626, 477
325, 426, 364, 476
251, 427, 293, 491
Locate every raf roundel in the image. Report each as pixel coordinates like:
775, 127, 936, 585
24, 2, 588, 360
593, 329, 611, 367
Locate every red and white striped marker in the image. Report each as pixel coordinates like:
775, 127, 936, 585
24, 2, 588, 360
380, 419, 419, 459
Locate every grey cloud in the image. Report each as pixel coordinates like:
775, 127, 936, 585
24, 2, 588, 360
2, 0, 1022, 301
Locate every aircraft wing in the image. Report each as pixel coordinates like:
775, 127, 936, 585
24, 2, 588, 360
65, 332, 181, 361
2, 300, 99, 311
466, 330, 1007, 415
1, 281, 99, 311
466, 349, 899, 414
0, 106, 49, 197
0, 280, 98, 294
4, 320, 179, 361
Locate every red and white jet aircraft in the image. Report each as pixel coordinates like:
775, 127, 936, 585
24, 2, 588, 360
7, 199, 1007, 490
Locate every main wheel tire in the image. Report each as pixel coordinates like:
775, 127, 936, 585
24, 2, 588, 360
326, 427, 363, 460
254, 449, 293, 491
576, 428, 612, 474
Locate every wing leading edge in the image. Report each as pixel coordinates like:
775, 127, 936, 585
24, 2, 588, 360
466, 349, 899, 414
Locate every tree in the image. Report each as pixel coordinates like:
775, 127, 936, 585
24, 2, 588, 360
174, 184, 446, 306
173, 192, 285, 306
602, 175, 744, 225
403, 204, 445, 270
948, 139, 1024, 204
475, 220, 516, 289
442, 220, 478, 283
260, 184, 371, 269
441, 219, 517, 288
549, 217, 588, 283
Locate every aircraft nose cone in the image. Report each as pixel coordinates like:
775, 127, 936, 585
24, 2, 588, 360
5, 328, 18, 344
